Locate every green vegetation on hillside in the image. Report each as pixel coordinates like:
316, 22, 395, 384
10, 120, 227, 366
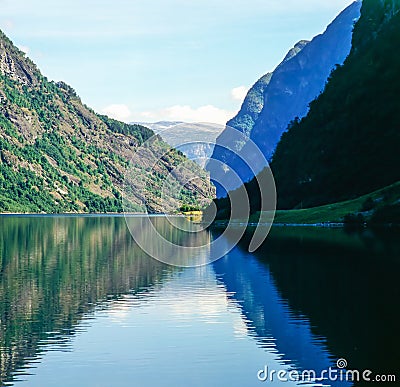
0, 31, 213, 213
271, 0, 400, 209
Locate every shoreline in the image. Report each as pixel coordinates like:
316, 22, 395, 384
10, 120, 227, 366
1, 213, 398, 228
0, 212, 188, 217
212, 220, 399, 228
0, 213, 349, 227
212, 220, 346, 228
0, 212, 153, 217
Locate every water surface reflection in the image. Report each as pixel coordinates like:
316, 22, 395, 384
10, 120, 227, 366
221, 226, 400, 386
0, 217, 398, 386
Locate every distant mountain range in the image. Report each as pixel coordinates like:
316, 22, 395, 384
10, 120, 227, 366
132, 121, 225, 167
208, 0, 362, 196
134, 121, 185, 132
0, 31, 213, 213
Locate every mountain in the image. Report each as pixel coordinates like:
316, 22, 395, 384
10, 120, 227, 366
208, 1, 361, 197
0, 30, 213, 213
133, 121, 225, 167
134, 121, 185, 132
271, 0, 400, 210
227, 40, 309, 138
212, 0, 400, 225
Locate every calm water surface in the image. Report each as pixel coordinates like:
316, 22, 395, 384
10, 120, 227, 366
0, 216, 399, 386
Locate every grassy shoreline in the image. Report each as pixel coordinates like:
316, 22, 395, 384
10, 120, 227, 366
214, 181, 400, 226
272, 182, 400, 225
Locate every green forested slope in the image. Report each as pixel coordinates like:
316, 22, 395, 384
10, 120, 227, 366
271, 0, 400, 209
0, 30, 213, 213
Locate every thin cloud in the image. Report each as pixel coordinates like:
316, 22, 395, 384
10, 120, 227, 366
136, 105, 234, 125
102, 104, 132, 122
231, 86, 248, 102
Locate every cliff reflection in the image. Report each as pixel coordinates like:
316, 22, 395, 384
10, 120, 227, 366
256, 227, 400, 382
0, 216, 172, 385
213, 226, 400, 385
125, 216, 212, 266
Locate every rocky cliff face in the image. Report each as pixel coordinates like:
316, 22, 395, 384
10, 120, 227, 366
226, 40, 309, 139
0, 31, 213, 213
208, 1, 362, 197
0, 31, 40, 86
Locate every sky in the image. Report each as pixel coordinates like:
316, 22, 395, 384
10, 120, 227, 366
0, 0, 355, 124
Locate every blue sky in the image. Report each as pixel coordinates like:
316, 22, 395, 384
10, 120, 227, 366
1, 0, 355, 124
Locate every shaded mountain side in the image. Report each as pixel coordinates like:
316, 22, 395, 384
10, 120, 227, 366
0, 30, 214, 213
209, 0, 400, 225
226, 72, 274, 137
226, 39, 310, 139
208, 1, 361, 197
252, 1, 361, 158
271, 0, 400, 210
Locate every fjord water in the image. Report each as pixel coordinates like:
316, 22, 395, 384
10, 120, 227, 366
0, 217, 399, 386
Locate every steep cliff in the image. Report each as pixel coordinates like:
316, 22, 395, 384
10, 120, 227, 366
208, 1, 361, 196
